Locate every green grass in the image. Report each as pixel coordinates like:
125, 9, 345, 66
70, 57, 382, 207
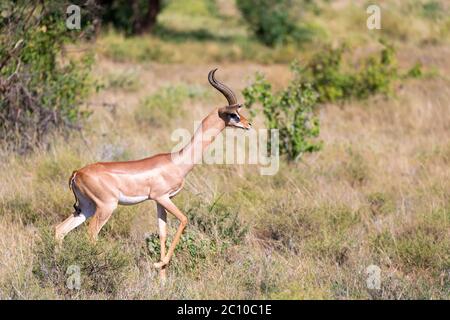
372, 208, 450, 272
101, 70, 140, 92
135, 84, 211, 128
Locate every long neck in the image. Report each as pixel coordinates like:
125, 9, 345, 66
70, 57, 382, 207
173, 109, 225, 176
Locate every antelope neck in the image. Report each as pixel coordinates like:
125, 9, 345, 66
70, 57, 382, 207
174, 109, 226, 176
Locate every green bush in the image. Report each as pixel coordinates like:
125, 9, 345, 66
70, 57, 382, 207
146, 230, 215, 261
33, 228, 132, 296
302, 43, 398, 103
145, 197, 248, 271
146, 228, 217, 274
243, 63, 322, 161
294, 41, 426, 104
186, 199, 248, 247
0, 1, 94, 152
236, 0, 305, 46
422, 1, 444, 21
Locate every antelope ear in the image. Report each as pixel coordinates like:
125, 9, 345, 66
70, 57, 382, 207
221, 103, 241, 114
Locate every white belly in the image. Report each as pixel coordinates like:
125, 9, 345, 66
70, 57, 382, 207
118, 192, 149, 205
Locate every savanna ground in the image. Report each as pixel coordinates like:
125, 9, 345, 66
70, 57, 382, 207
1, 0, 450, 299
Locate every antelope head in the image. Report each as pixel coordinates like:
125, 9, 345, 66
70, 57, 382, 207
208, 69, 252, 130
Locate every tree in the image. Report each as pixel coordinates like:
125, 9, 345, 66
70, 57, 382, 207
0, 1, 94, 152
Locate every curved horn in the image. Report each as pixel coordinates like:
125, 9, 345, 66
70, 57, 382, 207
208, 68, 237, 105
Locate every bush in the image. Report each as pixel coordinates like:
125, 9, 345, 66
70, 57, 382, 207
292, 41, 423, 104
302, 43, 398, 103
146, 230, 216, 271
145, 197, 248, 272
33, 228, 132, 296
185, 199, 248, 247
236, 0, 304, 46
243, 63, 322, 161
0, 1, 94, 152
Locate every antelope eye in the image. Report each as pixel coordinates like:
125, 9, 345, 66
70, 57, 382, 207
229, 113, 240, 121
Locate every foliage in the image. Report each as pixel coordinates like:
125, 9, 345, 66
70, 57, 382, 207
236, 0, 306, 47
421, 1, 445, 21
0, 1, 94, 152
406, 62, 423, 78
33, 228, 131, 296
146, 197, 248, 267
146, 230, 215, 269
301, 43, 399, 103
186, 198, 248, 247
243, 64, 321, 161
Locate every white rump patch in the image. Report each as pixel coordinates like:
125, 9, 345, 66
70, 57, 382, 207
118, 192, 149, 205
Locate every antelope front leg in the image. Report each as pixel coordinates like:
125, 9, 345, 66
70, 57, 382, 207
156, 203, 167, 279
154, 196, 188, 269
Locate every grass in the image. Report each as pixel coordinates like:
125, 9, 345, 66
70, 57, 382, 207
101, 70, 140, 92
0, 0, 450, 299
135, 84, 211, 128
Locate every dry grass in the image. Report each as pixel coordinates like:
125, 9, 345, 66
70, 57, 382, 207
0, 0, 449, 299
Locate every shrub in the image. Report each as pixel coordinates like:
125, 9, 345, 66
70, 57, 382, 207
292, 41, 424, 104
149, 229, 215, 256
422, 1, 444, 21
145, 197, 248, 272
236, 0, 304, 46
243, 63, 322, 161
33, 228, 131, 296
302, 43, 398, 103
146, 229, 216, 272
185, 199, 248, 247
0, 1, 94, 152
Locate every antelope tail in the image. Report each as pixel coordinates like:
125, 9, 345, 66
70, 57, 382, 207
68, 170, 77, 191
68, 171, 81, 214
